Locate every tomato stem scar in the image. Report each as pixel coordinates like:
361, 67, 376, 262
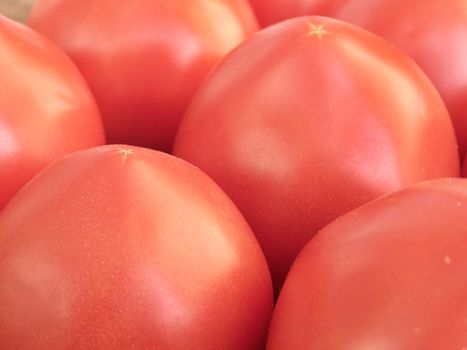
307, 23, 327, 38
117, 147, 134, 161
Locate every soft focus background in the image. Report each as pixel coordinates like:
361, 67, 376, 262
0, 0, 35, 22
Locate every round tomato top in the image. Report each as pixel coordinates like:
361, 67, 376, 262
174, 16, 459, 291
0, 145, 273, 349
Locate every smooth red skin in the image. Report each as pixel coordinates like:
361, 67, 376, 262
0, 15, 104, 210
268, 178, 467, 349
330, 0, 467, 157
28, 0, 258, 152
173, 17, 459, 290
249, 0, 343, 27
0, 145, 273, 349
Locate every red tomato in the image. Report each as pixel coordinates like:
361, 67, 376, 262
28, 0, 258, 152
331, 0, 467, 157
0, 15, 104, 210
248, 0, 342, 27
268, 178, 467, 349
0, 145, 273, 349
174, 17, 459, 291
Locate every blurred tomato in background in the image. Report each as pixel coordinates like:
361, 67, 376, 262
28, 0, 258, 152
248, 0, 342, 27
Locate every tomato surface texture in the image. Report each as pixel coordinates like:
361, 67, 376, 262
0, 15, 104, 210
174, 16, 459, 290
28, 0, 258, 151
331, 0, 467, 157
0, 145, 273, 349
268, 178, 467, 349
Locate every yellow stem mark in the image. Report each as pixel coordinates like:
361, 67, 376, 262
307, 23, 327, 39
117, 147, 134, 162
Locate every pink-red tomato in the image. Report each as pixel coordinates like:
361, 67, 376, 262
0, 145, 273, 349
268, 178, 467, 349
0, 15, 104, 210
174, 17, 459, 291
28, 0, 258, 152
331, 0, 467, 157
248, 0, 342, 27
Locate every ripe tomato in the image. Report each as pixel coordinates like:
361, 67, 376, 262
0, 145, 273, 349
331, 0, 467, 157
28, 0, 258, 152
268, 178, 467, 349
0, 15, 104, 210
248, 0, 341, 27
174, 17, 459, 291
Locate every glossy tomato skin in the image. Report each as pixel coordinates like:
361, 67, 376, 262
173, 17, 459, 290
0, 15, 104, 210
331, 0, 467, 157
28, 0, 258, 152
268, 178, 467, 349
0, 145, 273, 349
248, 0, 342, 27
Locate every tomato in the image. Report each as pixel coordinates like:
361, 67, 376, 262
0, 145, 273, 349
173, 17, 459, 291
0, 15, 104, 210
28, 0, 258, 152
248, 0, 342, 27
331, 0, 467, 157
268, 178, 467, 349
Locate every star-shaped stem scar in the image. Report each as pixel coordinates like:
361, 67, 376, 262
307, 23, 327, 39
117, 147, 134, 161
